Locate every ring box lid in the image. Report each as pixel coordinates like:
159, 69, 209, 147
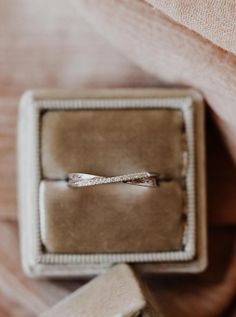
40, 264, 162, 317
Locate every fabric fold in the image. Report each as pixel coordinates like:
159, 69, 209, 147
146, 0, 236, 55
72, 0, 236, 163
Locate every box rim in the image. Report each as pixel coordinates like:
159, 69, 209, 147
18, 88, 207, 277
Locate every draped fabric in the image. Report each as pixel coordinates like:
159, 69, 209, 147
147, 0, 236, 55
72, 0, 236, 164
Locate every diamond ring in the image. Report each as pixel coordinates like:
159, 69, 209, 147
67, 172, 159, 188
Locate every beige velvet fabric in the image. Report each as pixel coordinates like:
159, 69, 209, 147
40, 180, 185, 253
147, 0, 236, 55
72, 0, 236, 164
40, 108, 186, 254
41, 109, 185, 179
41, 264, 162, 317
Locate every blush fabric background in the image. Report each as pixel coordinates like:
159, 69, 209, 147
0, 0, 235, 316
147, 0, 236, 55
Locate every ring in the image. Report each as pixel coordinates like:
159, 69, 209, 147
68, 172, 159, 188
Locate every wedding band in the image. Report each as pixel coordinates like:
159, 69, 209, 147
68, 172, 159, 188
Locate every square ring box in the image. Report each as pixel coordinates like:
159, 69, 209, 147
18, 88, 207, 277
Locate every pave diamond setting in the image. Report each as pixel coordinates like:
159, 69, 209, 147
68, 172, 159, 188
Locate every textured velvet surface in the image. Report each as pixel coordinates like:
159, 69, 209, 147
41, 264, 161, 317
41, 109, 186, 179
40, 180, 186, 253
40, 108, 187, 253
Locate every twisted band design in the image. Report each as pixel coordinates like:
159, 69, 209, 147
68, 172, 159, 188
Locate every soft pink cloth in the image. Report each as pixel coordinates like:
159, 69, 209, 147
73, 0, 236, 163
146, 0, 236, 55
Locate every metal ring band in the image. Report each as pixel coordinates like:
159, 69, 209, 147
68, 172, 159, 188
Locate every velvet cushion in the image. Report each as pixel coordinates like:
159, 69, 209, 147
40, 180, 185, 253
41, 109, 186, 179
40, 108, 187, 253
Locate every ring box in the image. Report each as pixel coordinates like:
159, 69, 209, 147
18, 88, 207, 277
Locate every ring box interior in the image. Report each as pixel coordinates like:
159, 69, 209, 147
18, 88, 207, 277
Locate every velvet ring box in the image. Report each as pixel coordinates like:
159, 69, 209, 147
40, 264, 162, 317
18, 88, 207, 277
